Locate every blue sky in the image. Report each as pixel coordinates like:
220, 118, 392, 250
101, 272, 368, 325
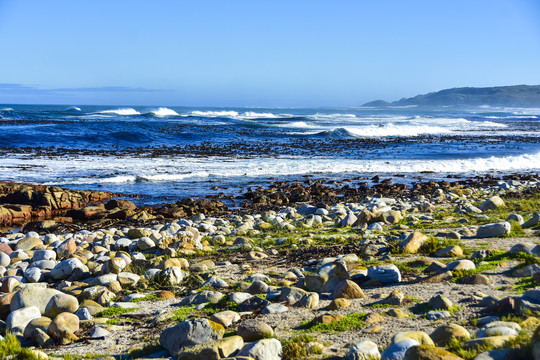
1, 0, 539, 106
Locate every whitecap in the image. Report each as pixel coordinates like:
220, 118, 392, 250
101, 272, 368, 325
148, 107, 179, 117
190, 110, 239, 117
65, 106, 81, 112
0, 108, 14, 112
96, 108, 141, 116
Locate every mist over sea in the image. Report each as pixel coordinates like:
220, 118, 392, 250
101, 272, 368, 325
1, 104, 539, 205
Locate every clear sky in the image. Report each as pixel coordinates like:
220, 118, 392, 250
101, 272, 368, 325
1, 0, 539, 107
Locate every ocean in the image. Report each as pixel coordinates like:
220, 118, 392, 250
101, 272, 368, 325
1, 104, 539, 205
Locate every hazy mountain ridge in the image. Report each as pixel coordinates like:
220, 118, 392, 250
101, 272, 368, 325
364, 85, 540, 107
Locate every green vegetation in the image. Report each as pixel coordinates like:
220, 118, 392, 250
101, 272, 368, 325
282, 334, 321, 360
513, 276, 540, 294
504, 221, 525, 238
202, 296, 240, 314
168, 306, 197, 322
299, 312, 366, 333
95, 306, 136, 318
0, 333, 42, 360
129, 294, 161, 302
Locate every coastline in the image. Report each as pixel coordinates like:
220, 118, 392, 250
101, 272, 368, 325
0, 172, 539, 359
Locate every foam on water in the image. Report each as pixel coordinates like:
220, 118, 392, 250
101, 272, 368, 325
0, 108, 14, 112
96, 108, 141, 116
147, 107, 179, 117
65, 106, 81, 112
3, 151, 539, 189
190, 110, 239, 117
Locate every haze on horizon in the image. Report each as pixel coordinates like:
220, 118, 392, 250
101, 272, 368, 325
1, 0, 539, 107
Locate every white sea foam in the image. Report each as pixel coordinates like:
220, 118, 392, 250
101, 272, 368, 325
65, 106, 81, 111
148, 107, 179, 117
308, 113, 357, 120
190, 110, 239, 117
242, 111, 280, 119
3, 151, 539, 189
97, 108, 141, 116
275, 121, 315, 129
320, 124, 453, 137
0, 108, 14, 112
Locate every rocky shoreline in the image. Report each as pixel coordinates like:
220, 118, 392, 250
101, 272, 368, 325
0, 174, 539, 360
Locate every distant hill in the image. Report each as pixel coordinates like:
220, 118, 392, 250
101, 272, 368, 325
364, 85, 540, 107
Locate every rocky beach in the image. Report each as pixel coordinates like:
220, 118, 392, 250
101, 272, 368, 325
0, 172, 539, 360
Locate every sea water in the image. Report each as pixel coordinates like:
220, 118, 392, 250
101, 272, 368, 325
0, 104, 539, 205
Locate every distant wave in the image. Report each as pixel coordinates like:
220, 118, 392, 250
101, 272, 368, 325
65, 106, 81, 112
147, 107, 179, 117
96, 108, 141, 116
0, 108, 14, 112
190, 110, 239, 118
316, 128, 359, 139
308, 113, 357, 120
274, 121, 315, 129
315, 124, 452, 138
77, 171, 211, 184
189, 110, 294, 120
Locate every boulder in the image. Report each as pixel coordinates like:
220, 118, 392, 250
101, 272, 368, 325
237, 319, 274, 341
478, 196, 505, 211
237, 338, 283, 360
475, 222, 511, 238
430, 324, 471, 346
348, 340, 381, 360
400, 232, 429, 254
6, 306, 41, 335
160, 318, 224, 356
332, 280, 366, 299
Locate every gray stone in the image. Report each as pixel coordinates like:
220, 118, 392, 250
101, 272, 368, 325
158, 266, 184, 286
202, 276, 229, 288
381, 339, 419, 360
473, 349, 521, 360
237, 338, 282, 360
0, 252, 10, 267
368, 264, 401, 283
229, 292, 252, 304
160, 318, 224, 356
6, 306, 41, 335
475, 222, 511, 238
522, 212, 540, 229
428, 294, 453, 310
50, 258, 87, 280
446, 259, 475, 271
477, 326, 517, 338
247, 280, 268, 294
479, 196, 505, 211
237, 319, 274, 341
24, 267, 42, 283
511, 263, 540, 277
75, 308, 92, 321
348, 340, 381, 360
180, 290, 224, 306
209, 310, 240, 328
426, 310, 451, 321
32, 250, 56, 262
261, 303, 288, 314
89, 325, 111, 339
341, 212, 358, 227
30, 260, 56, 270
509, 242, 539, 255
238, 296, 269, 312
